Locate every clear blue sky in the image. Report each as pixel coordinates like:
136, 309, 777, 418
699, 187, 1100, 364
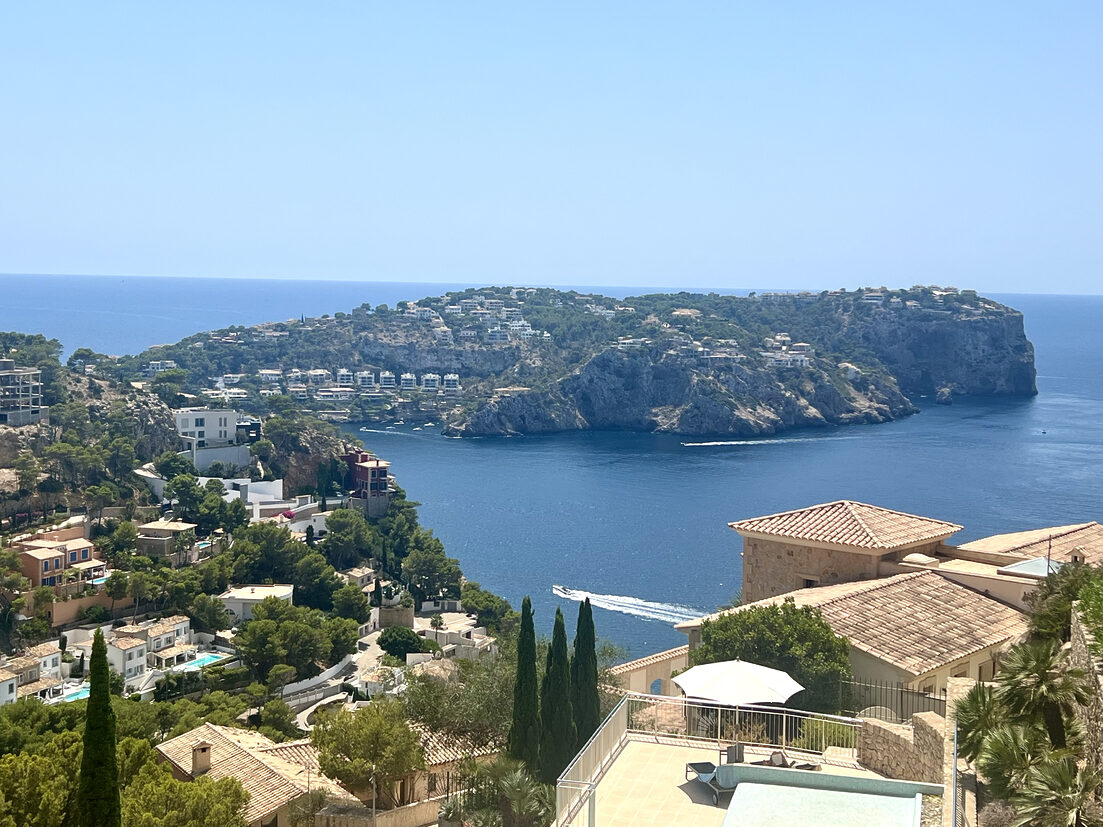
2, 3, 1100, 292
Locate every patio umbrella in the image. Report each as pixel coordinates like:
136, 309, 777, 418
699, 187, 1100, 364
672, 660, 804, 707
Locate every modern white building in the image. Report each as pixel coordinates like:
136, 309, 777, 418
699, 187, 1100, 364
421, 373, 440, 391
400, 373, 417, 390
107, 637, 148, 684
306, 369, 332, 385
335, 368, 354, 386
356, 370, 376, 389
217, 584, 295, 623
443, 374, 461, 395
379, 371, 396, 389
487, 328, 509, 343
0, 667, 15, 706
257, 369, 283, 384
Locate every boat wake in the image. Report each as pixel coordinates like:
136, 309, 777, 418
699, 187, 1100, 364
552, 585, 703, 624
681, 436, 860, 447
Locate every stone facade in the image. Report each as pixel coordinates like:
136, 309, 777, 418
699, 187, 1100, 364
857, 712, 944, 784
742, 537, 884, 602
1069, 606, 1103, 770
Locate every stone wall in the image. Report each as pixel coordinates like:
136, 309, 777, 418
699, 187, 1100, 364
742, 537, 892, 602
857, 712, 944, 783
1069, 606, 1103, 769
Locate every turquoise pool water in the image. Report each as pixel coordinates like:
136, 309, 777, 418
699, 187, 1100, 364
170, 652, 229, 672
90, 576, 107, 585
63, 683, 90, 701
718, 765, 939, 827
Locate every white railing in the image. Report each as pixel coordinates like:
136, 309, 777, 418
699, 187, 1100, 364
555, 692, 864, 826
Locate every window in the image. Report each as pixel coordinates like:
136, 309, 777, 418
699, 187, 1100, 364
952, 664, 969, 679
428, 773, 437, 794
51, 657, 58, 668
42, 561, 49, 572
197, 430, 205, 438
194, 417, 205, 427
81, 550, 89, 560
127, 651, 134, 661
70, 551, 77, 562
54, 559, 60, 570
802, 576, 820, 588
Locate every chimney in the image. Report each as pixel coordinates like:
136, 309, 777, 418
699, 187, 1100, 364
191, 740, 212, 776
237, 482, 249, 502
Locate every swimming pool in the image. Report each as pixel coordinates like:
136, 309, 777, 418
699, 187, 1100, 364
719, 766, 942, 827
169, 652, 230, 672
90, 576, 107, 585
63, 683, 90, 701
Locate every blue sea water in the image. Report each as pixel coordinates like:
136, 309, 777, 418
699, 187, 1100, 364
2, 274, 1101, 655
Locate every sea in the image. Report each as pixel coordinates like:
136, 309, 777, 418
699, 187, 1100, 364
3, 274, 1102, 657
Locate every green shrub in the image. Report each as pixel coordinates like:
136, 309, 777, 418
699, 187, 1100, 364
790, 719, 857, 751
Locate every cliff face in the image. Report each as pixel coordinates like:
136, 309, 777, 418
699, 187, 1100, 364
444, 348, 916, 437
848, 309, 1037, 397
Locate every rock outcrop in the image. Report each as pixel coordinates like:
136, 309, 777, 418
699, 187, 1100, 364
444, 348, 916, 437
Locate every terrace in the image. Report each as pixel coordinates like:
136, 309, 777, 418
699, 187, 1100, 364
556, 693, 942, 827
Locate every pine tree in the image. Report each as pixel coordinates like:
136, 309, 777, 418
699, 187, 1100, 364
538, 607, 576, 784
76, 628, 121, 827
570, 598, 601, 749
508, 596, 540, 770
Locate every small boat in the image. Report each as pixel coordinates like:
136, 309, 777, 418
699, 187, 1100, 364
412, 427, 422, 431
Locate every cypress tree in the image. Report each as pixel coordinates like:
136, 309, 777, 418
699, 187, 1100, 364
570, 598, 601, 749
77, 628, 121, 827
538, 607, 576, 784
508, 596, 540, 770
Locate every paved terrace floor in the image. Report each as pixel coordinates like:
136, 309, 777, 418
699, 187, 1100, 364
582, 735, 881, 827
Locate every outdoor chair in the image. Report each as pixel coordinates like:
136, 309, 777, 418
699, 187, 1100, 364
685, 761, 716, 785
704, 762, 741, 805
718, 743, 744, 765
751, 750, 820, 772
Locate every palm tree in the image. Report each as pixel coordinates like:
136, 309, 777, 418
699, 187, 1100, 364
1011, 757, 1103, 827
955, 683, 1005, 763
996, 640, 1090, 750
977, 724, 1051, 801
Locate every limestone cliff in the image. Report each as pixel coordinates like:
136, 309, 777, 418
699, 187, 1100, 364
444, 347, 915, 437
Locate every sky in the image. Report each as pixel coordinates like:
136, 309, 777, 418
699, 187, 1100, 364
1, 3, 1101, 293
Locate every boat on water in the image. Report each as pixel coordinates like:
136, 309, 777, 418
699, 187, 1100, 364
552, 585, 580, 599
412, 427, 422, 431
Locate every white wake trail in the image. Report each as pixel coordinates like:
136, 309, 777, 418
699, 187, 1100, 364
552, 585, 703, 624
681, 436, 860, 447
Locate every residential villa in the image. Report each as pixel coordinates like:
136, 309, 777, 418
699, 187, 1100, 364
109, 615, 196, 671
342, 450, 393, 518
136, 518, 199, 567
156, 723, 357, 827
14, 526, 104, 592
0, 667, 15, 706
217, 584, 294, 623
172, 406, 260, 473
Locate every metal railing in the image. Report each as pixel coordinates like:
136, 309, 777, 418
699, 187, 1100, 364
841, 678, 947, 721
556, 692, 863, 826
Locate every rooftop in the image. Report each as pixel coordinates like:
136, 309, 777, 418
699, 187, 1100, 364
219, 584, 295, 601
730, 501, 962, 551
138, 519, 198, 532
677, 571, 1028, 677
157, 724, 355, 824
957, 522, 1103, 563
110, 637, 147, 651
24, 640, 60, 658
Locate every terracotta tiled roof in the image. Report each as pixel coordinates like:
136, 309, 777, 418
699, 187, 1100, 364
0, 668, 16, 683
957, 522, 1103, 564
157, 724, 354, 824
608, 646, 690, 676
729, 500, 962, 550
110, 637, 146, 651
17, 675, 62, 697
146, 615, 190, 636
24, 641, 60, 658
677, 572, 1027, 678
410, 722, 498, 765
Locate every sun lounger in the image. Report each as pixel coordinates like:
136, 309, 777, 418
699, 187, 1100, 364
704, 763, 741, 805
686, 761, 716, 784
751, 750, 820, 771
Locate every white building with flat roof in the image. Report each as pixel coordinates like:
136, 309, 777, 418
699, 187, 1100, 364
217, 584, 294, 623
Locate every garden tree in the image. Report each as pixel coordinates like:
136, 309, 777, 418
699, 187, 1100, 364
404, 651, 516, 749
235, 598, 355, 680
461, 582, 517, 635
153, 451, 196, 480
509, 597, 540, 769
77, 629, 122, 827
266, 664, 298, 697
163, 474, 204, 522
537, 608, 576, 784
259, 698, 301, 741
104, 571, 129, 614
401, 544, 462, 603
322, 507, 374, 570
291, 551, 342, 611
496, 764, 555, 827
1026, 562, 1103, 643
188, 593, 231, 633
0, 730, 83, 827
332, 582, 371, 623
311, 701, 426, 808
995, 640, 1089, 751
104, 436, 138, 479
13, 451, 39, 492
110, 521, 139, 556
1011, 757, 1103, 827
691, 599, 852, 713
977, 724, 1052, 802
121, 759, 249, 827
250, 437, 275, 463
84, 483, 117, 523
570, 598, 601, 750
379, 626, 424, 660
128, 571, 152, 621
372, 578, 383, 607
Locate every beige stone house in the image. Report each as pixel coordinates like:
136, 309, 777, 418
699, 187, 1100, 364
732, 500, 963, 603
676, 570, 1028, 692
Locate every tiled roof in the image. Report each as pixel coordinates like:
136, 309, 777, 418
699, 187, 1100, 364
24, 641, 60, 658
110, 637, 146, 651
17, 676, 62, 697
157, 724, 354, 824
729, 500, 962, 550
677, 572, 1027, 678
0, 668, 16, 683
957, 522, 1103, 564
608, 646, 689, 676
147, 615, 190, 636
410, 722, 498, 765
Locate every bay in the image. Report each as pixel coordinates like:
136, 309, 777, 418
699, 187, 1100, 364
2, 274, 1100, 656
